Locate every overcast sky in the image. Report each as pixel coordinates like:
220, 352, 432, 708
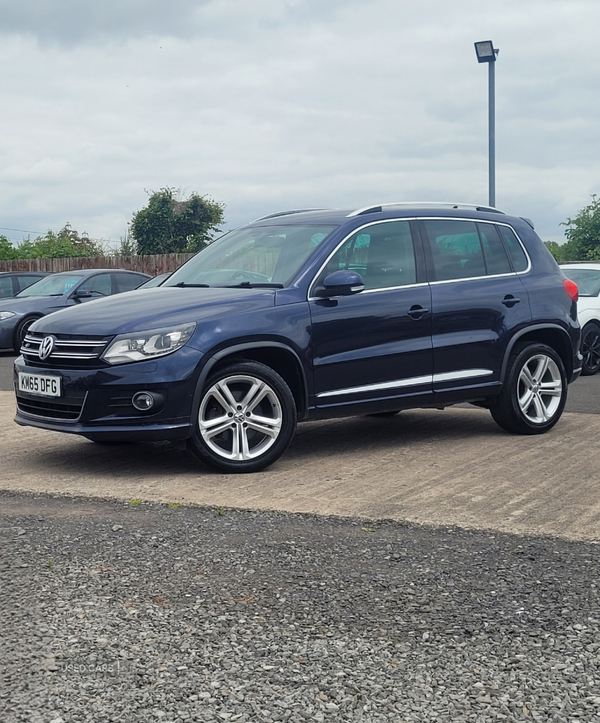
0, 0, 598, 248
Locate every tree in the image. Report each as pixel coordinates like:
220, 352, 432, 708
130, 188, 225, 255
560, 195, 600, 261
116, 231, 138, 256
17, 224, 105, 258
0, 235, 18, 260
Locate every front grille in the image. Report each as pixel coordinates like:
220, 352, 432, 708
16, 390, 87, 421
21, 332, 112, 369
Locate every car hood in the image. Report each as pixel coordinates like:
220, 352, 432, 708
0, 296, 66, 314
32, 287, 278, 336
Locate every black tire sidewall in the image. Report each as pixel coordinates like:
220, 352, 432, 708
581, 323, 600, 376
189, 361, 297, 473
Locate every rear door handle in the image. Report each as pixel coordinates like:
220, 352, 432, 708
407, 305, 430, 319
502, 295, 521, 308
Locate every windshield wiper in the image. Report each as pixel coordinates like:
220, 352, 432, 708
221, 282, 284, 289
173, 282, 210, 288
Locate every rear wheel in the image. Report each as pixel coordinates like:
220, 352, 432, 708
581, 322, 600, 376
490, 342, 567, 435
188, 361, 297, 473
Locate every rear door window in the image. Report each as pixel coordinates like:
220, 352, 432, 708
423, 219, 515, 280
478, 224, 512, 275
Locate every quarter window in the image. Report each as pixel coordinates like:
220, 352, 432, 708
497, 225, 529, 272
322, 221, 416, 290
115, 273, 147, 293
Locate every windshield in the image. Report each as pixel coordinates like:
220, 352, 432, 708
562, 269, 600, 297
17, 274, 84, 297
165, 224, 336, 288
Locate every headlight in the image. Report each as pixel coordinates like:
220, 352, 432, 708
102, 322, 196, 365
0, 311, 16, 321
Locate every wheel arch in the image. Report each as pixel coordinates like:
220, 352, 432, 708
500, 325, 576, 383
191, 342, 309, 427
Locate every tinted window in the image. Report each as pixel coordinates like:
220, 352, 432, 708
0, 276, 13, 296
424, 219, 514, 280
497, 225, 528, 272
115, 273, 149, 293
478, 224, 512, 275
78, 274, 112, 296
322, 221, 416, 290
424, 219, 485, 280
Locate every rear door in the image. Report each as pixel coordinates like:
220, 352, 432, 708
309, 219, 433, 412
419, 218, 531, 394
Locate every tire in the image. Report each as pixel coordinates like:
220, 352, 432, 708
14, 316, 41, 351
580, 322, 600, 376
188, 361, 297, 473
490, 342, 567, 435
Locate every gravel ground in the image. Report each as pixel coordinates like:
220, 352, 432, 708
2, 491, 600, 723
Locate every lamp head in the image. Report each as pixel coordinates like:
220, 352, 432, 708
474, 40, 498, 63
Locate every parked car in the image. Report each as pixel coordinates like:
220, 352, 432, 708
0, 269, 150, 351
14, 203, 581, 473
0, 271, 50, 298
136, 272, 172, 289
560, 262, 600, 375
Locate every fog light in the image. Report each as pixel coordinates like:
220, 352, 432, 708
132, 391, 155, 411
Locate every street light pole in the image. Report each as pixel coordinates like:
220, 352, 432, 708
474, 40, 499, 207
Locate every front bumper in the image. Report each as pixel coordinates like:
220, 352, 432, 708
13, 346, 204, 442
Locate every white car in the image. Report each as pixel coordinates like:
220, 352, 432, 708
560, 262, 600, 375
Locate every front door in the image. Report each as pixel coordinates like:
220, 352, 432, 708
309, 220, 433, 414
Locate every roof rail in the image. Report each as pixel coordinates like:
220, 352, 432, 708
347, 202, 506, 217
252, 208, 328, 222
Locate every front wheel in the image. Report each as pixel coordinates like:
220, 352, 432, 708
14, 316, 41, 351
188, 361, 297, 473
580, 322, 600, 376
490, 342, 567, 435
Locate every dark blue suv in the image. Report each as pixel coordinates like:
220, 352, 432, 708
14, 203, 582, 472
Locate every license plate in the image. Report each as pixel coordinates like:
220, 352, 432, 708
18, 372, 61, 397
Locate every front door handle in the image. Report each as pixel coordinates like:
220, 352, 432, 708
407, 305, 430, 320
502, 295, 521, 308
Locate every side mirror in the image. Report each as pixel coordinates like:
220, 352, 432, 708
316, 269, 365, 298
71, 289, 93, 299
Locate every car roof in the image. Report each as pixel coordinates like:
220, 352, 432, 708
0, 271, 50, 276
48, 269, 146, 276
247, 202, 513, 227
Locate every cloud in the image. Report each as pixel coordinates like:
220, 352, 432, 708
0, 0, 599, 246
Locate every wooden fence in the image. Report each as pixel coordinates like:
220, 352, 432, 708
0, 253, 195, 275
